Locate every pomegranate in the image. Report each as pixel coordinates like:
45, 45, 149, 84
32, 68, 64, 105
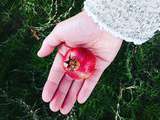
63, 47, 96, 80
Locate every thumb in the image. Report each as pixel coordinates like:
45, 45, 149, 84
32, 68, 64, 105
37, 30, 61, 57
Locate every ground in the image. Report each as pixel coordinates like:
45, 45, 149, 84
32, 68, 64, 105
0, 0, 160, 120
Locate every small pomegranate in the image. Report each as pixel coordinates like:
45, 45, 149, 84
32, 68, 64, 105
63, 47, 96, 80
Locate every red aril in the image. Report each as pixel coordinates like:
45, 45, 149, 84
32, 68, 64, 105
63, 47, 96, 80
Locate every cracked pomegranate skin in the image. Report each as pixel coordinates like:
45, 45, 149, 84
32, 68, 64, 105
63, 47, 96, 80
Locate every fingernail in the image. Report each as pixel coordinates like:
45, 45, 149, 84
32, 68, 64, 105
37, 50, 42, 57
49, 103, 59, 112
78, 95, 86, 104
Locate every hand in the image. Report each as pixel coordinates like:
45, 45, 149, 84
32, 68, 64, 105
37, 11, 123, 114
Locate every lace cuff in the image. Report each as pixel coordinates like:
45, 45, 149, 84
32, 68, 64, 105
84, 0, 160, 45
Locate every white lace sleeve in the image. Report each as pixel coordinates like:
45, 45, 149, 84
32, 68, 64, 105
84, 0, 160, 45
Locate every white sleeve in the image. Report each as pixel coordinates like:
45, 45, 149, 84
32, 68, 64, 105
84, 0, 160, 45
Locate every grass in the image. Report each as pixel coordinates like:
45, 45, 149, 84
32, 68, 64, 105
0, 0, 160, 120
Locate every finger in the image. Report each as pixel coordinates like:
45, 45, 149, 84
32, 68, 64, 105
37, 31, 61, 57
60, 80, 84, 115
77, 69, 104, 104
49, 75, 73, 112
77, 59, 107, 104
42, 53, 65, 102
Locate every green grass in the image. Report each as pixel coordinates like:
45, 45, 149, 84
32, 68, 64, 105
0, 0, 160, 120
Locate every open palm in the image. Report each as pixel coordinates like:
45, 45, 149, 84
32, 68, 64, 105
37, 11, 123, 114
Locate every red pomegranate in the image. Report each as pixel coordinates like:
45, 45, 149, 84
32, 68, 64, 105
63, 47, 96, 80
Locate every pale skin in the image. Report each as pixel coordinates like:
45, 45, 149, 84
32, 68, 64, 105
37, 11, 123, 114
